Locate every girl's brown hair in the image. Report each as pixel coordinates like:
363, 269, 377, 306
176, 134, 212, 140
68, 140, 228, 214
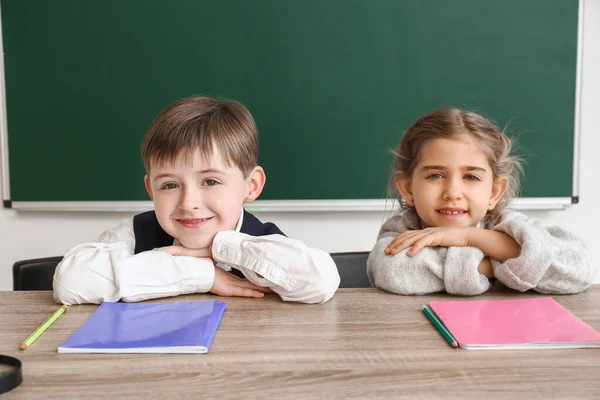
391, 108, 523, 227
141, 96, 258, 178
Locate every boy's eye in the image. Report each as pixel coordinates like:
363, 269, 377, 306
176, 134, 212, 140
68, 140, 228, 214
464, 174, 481, 181
160, 182, 178, 190
203, 179, 220, 186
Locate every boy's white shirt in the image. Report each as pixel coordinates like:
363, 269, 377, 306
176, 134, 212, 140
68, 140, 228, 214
53, 209, 340, 305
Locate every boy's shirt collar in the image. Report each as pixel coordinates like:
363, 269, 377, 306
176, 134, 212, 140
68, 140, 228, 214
234, 206, 244, 232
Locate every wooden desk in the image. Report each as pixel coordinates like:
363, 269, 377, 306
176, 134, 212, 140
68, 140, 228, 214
1, 286, 599, 399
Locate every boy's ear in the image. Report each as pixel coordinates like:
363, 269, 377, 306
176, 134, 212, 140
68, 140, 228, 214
395, 172, 414, 206
488, 176, 509, 210
144, 174, 154, 200
244, 166, 266, 203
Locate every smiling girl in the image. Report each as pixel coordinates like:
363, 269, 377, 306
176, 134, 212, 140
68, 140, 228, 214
367, 108, 597, 296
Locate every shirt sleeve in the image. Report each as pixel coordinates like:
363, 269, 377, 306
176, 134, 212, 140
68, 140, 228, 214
52, 218, 215, 305
211, 231, 340, 304
490, 211, 597, 294
366, 213, 491, 296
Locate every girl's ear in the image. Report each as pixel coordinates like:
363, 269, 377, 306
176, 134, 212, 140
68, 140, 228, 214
395, 172, 414, 206
489, 176, 509, 210
144, 174, 154, 200
244, 166, 266, 203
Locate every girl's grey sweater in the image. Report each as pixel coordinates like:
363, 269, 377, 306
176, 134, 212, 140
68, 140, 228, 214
367, 209, 597, 295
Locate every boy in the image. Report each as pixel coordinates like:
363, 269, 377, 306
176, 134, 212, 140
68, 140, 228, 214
53, 96, 340, 305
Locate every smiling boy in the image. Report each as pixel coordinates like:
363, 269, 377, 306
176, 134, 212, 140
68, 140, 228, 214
53, 96, 340, 305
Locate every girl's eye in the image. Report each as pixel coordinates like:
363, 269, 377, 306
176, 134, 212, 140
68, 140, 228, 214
464, 174, 481, 181
203, 179, 220, 186
160, 183, 178, 190
427, 173, 443, 179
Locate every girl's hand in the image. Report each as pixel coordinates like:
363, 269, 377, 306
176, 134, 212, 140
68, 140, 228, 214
211, 267, 274, 298
478, 257, 495, 278
153, 245, 213, 260
384, 227, 475, 256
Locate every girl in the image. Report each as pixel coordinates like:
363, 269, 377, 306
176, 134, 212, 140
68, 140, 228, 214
367, 108, 596, 296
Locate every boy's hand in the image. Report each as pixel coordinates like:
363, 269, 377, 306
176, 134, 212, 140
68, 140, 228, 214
155, 245, 274, 297
211, 267, 274, 298
385, 227, 475, 256
153, 245, 212, 259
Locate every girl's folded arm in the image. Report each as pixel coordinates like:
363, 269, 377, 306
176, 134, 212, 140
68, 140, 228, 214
490, 212, 597, 294
367, 234, 491, 296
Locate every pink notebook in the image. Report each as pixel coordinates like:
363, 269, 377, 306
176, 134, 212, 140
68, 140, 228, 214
429, 297, 600, 350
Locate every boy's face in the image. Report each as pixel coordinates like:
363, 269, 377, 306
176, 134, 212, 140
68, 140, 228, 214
396, 135, 507, 228
144, 148, 265, 249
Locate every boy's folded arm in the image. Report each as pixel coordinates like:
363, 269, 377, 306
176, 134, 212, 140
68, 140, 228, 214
367, 236, 491, 296
53, 219, 216, 305
491, 212, 597, 294
212, 231, 340, 304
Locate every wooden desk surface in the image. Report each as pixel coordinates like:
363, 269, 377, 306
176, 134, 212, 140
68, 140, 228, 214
1, 286, 599, 399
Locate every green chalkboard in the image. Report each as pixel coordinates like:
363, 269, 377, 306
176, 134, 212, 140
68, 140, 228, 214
1, 0, 579, 203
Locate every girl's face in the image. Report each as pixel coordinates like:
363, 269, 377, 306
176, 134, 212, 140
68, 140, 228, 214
396, 135, 508, 228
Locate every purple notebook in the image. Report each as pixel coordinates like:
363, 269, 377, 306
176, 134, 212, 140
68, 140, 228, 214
58, 300, 226, 354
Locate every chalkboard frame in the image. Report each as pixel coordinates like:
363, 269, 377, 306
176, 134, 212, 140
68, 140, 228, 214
0, 0, 583, 212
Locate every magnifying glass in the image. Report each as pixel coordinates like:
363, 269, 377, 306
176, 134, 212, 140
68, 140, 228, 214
0, 355, 23, 394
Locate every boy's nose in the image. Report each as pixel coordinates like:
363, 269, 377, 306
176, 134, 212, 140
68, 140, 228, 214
178, 189, 201, 211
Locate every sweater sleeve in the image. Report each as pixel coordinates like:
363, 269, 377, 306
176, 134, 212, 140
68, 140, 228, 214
367, 212, 491, 296
490, 211, 597, 294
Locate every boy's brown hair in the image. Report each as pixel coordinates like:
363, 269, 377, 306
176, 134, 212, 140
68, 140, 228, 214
141, 96, 259, 177
391, 108, 523, 227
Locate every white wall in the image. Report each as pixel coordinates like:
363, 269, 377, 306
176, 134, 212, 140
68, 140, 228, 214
1, 2, 599, 291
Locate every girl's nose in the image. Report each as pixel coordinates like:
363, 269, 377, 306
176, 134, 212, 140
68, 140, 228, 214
442, 179, 463, 201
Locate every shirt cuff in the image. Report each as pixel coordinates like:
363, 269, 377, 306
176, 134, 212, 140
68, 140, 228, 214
117, 252, 215, 302
212, 230, 296, 291
174, 256, 216, 293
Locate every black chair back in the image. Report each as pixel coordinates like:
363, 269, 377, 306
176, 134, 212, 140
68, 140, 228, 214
330, 251, 371, 288
13, 257, 63, 291
12, 252, 372, 290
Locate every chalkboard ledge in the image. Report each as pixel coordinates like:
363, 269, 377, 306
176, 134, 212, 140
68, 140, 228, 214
6, 198, 575, 212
